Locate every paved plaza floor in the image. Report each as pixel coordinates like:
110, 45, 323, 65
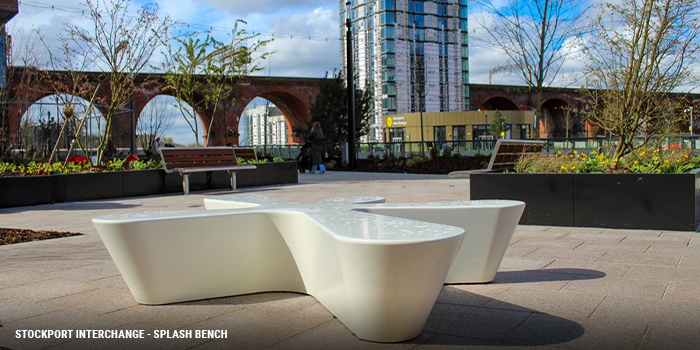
1, 171, 699, 349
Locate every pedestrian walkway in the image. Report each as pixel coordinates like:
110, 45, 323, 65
1, 171, 699, 349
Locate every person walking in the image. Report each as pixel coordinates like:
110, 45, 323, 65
307, 122, 326, 174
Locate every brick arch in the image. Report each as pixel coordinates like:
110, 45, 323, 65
480, 96, 520, 110
134, 93, 211, 145
232, 79, 320, 145
6, 69, 323, 149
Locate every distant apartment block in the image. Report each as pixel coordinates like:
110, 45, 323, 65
242, 104, 289, 146
341, 0, 470, 142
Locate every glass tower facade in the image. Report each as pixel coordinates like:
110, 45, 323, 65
341, 0, 470, 142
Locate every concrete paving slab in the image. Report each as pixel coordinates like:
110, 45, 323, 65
1, 172, 700, 349
589, 296, 700, 329
522, 248, 606, 262
179, 302, 334, 349
596, 251, 682, 267
573, 241, 652, 254
620, 235, 691, 246
543, 259, 633, 279
663, 281, 700, 303
435, 285, 511, 308
482, 288, 606, 319
624, 265, 700, 282
638, 324, 700, 350
562, 277, 669, 300
539, 318, 649, 350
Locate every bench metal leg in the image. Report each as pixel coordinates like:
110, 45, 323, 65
230, 171, 237, 191
182, 174, 190, 195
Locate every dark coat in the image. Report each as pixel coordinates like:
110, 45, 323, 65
308, 129, 324, 165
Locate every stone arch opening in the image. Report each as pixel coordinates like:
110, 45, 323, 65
542, 99, 570, 138
482, 96, 519, 110
236, 89, 314, 145
238, 98, 290, 147
19, 94, 104, 157
139, 94, 207, 147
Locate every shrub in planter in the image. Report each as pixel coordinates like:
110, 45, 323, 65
441, 146, 452, 158
515, 147, 700, 174
429, 147, 439, 159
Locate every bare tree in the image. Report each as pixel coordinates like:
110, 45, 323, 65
137, 97, 173, 156
0, 27, 46, 159
41, 29, 102, 164
474, 0, 588, 138
66, 0, 171, 163
581, 0, 700, 165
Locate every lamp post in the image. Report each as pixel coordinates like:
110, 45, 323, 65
686, 106, 694, 137
346, 0, 356, 169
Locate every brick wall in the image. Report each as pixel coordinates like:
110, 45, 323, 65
0, 0, 18, 22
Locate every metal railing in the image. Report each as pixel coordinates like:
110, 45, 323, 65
250, 136, 700, 161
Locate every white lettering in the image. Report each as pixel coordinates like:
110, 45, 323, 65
195, 330, 228, 338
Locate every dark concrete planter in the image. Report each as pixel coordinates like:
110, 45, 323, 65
0, 161, 298, 208
470, 169, 700, 231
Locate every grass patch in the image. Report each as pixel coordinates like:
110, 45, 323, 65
0, 228, 83, 245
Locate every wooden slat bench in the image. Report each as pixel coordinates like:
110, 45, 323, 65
159, 147, 256, 195
232, 147, 258, 162
486, 139, 546, 171
449, 139, 545, 178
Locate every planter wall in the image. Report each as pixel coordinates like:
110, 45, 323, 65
0, 161, 298, 208
471, 169, 700, 231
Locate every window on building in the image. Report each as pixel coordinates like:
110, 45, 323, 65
382, 83, 396, 95
382, 26, 394, 39
383, 97, 397, 109
434, 126, 447, 149
452, 126, 466, 140
382, 69, 395, 81
460, 19, 468, 30
414, 1, 424, 13
389, 128, 405, 141
517, 124, 530, 139
382, 54, 395, 67
381, 12, 395, 24
381, 0, 395, 11
472, 125, 491, 140
414, 15, 424, 27
388, 127, 405, 154
452, 125, 467, 150
460, 6, 468, 19
382, 40, 395, 53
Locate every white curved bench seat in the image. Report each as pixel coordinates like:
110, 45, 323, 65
93, 197, 465, 342
206, 195, 526, 283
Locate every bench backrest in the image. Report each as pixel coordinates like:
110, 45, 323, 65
233, 147, 258, 161
159, 147, 239, 173
487, 139, 545, 171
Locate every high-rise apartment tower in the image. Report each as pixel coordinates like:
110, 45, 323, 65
340, 0, 470, 142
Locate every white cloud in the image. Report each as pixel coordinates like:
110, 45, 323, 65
197, 0, 330, 16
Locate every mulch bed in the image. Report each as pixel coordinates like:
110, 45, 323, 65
0, 228, 83, 245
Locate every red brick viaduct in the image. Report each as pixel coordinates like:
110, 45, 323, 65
6, 67, 606, 148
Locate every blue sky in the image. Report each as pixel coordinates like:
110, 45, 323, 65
10, 0, 591, 145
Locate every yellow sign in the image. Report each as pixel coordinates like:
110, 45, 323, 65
387, 116, 406, 127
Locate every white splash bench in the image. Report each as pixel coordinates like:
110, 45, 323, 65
93, 196, 524, 342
